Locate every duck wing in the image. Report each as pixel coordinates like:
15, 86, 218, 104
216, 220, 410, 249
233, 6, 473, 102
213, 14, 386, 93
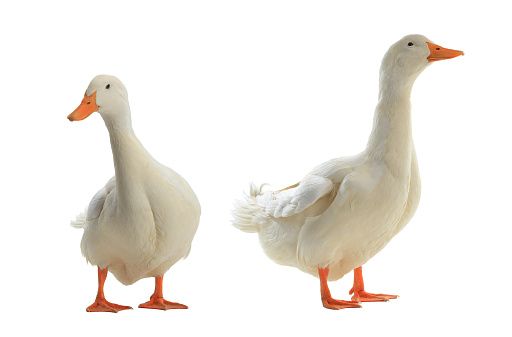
266, 175, 334, 218
86, 177, 116, 221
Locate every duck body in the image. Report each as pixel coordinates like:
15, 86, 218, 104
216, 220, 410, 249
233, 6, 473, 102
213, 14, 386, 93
238, 100, 420, 281
81, 155, 200, 286
69, 75, 200, 311
233, 34, 462, 308
253, 144, 420, 282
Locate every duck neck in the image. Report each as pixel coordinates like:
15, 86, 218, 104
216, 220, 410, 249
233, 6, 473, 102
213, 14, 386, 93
365, 70, 416, 173
101, 107, 150, 205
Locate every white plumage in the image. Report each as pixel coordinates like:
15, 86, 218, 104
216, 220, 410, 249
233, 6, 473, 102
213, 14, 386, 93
69, 75, 200, 311
232, 35, 463, 308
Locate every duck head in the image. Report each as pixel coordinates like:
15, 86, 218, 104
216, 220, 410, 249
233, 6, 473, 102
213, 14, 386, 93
68, 75, 129, 122
379, 34, 463, 86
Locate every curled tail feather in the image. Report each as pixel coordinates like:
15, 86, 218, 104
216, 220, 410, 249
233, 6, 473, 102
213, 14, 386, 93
231, 183, 268, 233
70, 207, 87, 229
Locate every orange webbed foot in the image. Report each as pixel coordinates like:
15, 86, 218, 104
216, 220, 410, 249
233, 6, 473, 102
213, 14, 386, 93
318, 267, 361, 310
139, 275, 188, 310
349, 289, 399, 302
86, 297, 133, 313
350, 266, 399, 302
87, 267, 132, 313
139, 295, 188, 310
322, 296, 362, 310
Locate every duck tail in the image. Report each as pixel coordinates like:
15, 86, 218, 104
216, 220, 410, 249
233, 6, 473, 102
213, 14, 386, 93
70, 208, 87, 229
231, 183, 267, 233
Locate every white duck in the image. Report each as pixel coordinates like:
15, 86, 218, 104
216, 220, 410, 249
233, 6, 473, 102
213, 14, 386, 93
232, 35, 463, 309
68, 75, 201, 312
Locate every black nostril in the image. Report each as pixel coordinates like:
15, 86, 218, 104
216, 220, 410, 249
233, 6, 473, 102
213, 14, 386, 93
87, 102, 90, 104
436, 48, 440, 50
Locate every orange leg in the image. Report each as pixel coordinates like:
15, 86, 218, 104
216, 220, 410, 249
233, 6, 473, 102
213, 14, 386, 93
349, 266, 399, 302
319, 267, 361, 310
138, 275, 188, 310
86, 267, 132, 313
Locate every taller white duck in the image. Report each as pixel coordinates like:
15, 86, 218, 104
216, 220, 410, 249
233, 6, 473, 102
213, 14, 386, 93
232, 35, 463, 309
68, 75, 200, 312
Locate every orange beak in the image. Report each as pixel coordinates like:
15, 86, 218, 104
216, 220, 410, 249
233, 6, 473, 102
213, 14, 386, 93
67, 91, 99, 121
426, 42, 464, 62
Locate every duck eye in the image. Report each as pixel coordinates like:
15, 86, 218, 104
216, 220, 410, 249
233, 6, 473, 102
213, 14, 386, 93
408, 42, 414, 46
105, 84, 110, 89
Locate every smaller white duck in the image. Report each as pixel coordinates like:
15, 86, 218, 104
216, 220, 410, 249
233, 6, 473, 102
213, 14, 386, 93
68, 75, 201, 312
232, 35, 463, 310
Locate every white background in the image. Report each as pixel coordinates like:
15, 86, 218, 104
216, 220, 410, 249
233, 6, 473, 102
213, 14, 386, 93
1, 0, 510, 335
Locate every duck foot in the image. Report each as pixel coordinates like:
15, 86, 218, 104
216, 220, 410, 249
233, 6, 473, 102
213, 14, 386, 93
139, 295, 188, 310
87, 297, 133, 313
87, 267, 132, 313
318, 267, 361, 310
350, 266, 399, 302
349, 290, 398, 302
322, 296, 361, 310
138, 275, 188, 311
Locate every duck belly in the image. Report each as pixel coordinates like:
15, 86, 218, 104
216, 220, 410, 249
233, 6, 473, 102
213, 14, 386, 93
340, 175, 421, 281
81, 188, 200, 286
297, 171, 414, 281
80, 210, 155, 285
328, 154, 422, 280
257, 192, 336, 270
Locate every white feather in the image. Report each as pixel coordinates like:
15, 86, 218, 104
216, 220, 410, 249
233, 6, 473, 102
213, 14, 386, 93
270, 175, 333, 218
70, 208, 87, 229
